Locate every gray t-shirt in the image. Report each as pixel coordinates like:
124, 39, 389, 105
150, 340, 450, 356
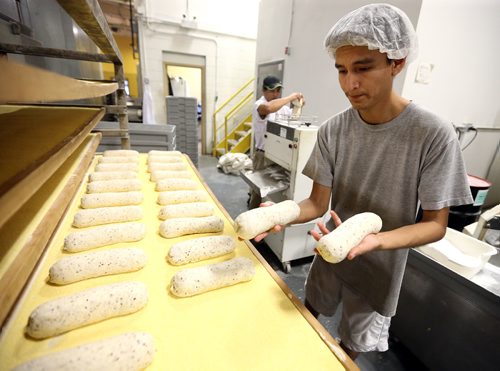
303, 102, 473, 316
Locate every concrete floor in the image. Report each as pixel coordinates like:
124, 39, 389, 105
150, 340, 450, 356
197, 154, 429, 371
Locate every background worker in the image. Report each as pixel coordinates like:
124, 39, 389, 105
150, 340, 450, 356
255, 3, 472, 360
248, 75, 304, 209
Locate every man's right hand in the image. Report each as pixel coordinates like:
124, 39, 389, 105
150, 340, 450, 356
252, 201, 284, 242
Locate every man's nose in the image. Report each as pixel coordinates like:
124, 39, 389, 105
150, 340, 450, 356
346, 73, 360, 90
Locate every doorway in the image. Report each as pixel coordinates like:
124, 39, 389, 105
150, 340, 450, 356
163, 59, 206, 155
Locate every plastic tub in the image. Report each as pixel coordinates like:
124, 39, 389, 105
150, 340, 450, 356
415, 227, 497, 279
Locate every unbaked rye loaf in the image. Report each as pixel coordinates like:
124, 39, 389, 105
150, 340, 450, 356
234, 200, 301, 240
72, 206, 143, 228
86, 179, 142, 193
49, 248, 147, 284
159, 215, 224, 238
80, 191, 143, 208
148, 162, 187, 172
103, 149, 139, 157
316, 212, 382, 263
26, 281, 148, 339
95, 163, 139, 172
158, 202, 214, 220
88, 171, 138, 182
150, 170, 191, 182
12, 332, 155, 371
169, 257, 255, 297
167, 235, 235, 265
148, 150, 182, 156
64, 222, 146, 252
155, 178, 198, 192
147, 155, 183, 165
157, 190, 207, 205
98, 156, 139, 164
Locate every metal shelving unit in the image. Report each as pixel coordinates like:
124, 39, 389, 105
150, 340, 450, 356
0, 0, 130, 148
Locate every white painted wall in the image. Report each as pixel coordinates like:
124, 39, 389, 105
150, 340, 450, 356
402, 0, 500, 129
135, 0, 259, 153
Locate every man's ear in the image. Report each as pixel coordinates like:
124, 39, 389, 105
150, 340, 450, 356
391, 58, 406, 76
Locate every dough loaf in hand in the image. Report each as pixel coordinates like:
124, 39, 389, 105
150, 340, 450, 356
316, 212, 382, 263
234, 200, 301, 240
167, 235, 235, 265
49, 247, 147, 284
26, 281, 148, 339
170, 257, 255, 297
12, 332, 155, 371
159, 215, 223, 238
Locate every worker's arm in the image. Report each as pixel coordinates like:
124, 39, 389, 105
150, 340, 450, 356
257, 92, 304, 118
253, 182, 331, 241
320, 208, 448, 260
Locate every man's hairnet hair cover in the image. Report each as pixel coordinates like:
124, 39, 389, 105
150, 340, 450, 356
324, 3, 418, 61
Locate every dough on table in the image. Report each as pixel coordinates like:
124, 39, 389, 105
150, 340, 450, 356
169, 257, 255, 297
12, 332, 155, 371
26, 281, 148, 339
64, 222, 146, 252
167, 235, 235, 265
80, 191, 143, 209
159, 215, 223, 238
49, 247, 147, 284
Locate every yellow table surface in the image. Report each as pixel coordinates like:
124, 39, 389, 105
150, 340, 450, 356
0, 154, 349, 371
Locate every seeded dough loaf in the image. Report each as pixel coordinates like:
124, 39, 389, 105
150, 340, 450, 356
103, 149, 139, 157
150, 170, 191, 182
159, 216, 224, 238
72, 206, 143, 228
148, 162, 187, 172
86, 179, 142, 193
157, 190, 207, 205
80, 191, 143, 209
88, 171, 138, 182
155, 178, 198, 192
148, 150, 182, 156
26, 281, 148, 339
64, 222, 146, 252
170, 257, 255, 297
317, 212, 383, 263
167, 235, 235, 265
49, 248, 147, 284
159, 202, 214, 220
98, 156, 139, 164
95, 163, 139, 172
147, 155, 183, 165
234, 200, 301, 240
12, 332, 155, 371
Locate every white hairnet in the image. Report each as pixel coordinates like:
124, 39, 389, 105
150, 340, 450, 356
324, 3, 418, 62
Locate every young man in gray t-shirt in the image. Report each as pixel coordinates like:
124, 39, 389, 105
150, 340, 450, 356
255, 4, 472, 360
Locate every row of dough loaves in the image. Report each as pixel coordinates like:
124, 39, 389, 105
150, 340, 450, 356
15, 150, 153, 370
